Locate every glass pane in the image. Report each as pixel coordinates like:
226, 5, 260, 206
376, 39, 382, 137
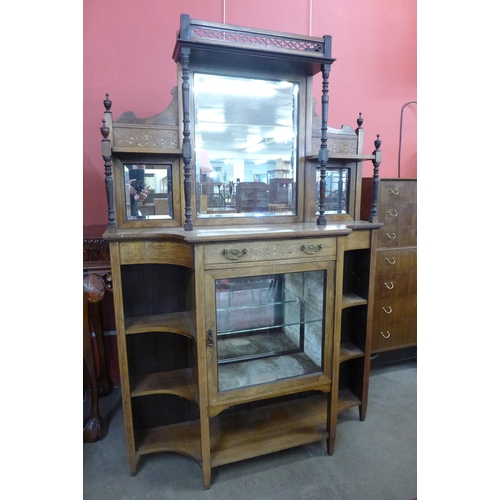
316, 168, 350, 214
124, 164, 173, 220
194, 73, 298, 218
215, 271, 325, 391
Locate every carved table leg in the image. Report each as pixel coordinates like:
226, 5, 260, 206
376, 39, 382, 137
83, 291, 103, 442
89, 301, 112, 396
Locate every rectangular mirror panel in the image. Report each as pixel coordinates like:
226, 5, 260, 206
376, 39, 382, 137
315, 168, 350, 215
124, 164, 173, 220
194, 73, 299, 218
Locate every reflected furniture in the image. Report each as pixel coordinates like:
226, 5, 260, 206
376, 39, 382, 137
361, 178, 417, 352
101, 14, 384, 489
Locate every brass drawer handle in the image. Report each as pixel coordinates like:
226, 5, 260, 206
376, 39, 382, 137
384, 281, 394, 289
380, 331, 391, 339
301, 243, 323, 255
388, 188, 399, 195
386, 232, 397, 240
222, 248, 247, 260
385, 257, 396, 265
387, 210, 398, 217
382, 306, 392, 314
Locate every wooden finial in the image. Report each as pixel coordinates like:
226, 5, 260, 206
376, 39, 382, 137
357, 112, 363, 129
103, 93, 112, 111
100, 118, 109, 139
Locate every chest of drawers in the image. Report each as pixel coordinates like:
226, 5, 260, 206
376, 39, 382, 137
362, 178, 417, 352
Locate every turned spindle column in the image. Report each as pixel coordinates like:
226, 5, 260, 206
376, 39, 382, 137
369, 134, 382, 223
101, 94, 115, 228
317, 63, 331, 226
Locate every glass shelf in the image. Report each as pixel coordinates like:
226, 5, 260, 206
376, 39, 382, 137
215, 270, 325, 391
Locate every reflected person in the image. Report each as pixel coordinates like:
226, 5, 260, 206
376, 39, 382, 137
129, 164, 148, 218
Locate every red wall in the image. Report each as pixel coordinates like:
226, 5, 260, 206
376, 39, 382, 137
83, 0, 416, 227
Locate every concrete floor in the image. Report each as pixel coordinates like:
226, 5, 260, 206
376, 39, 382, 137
83, 359, 417, 499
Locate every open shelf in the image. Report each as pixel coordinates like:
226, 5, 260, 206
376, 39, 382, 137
125, 311, 196, 340
135, 420, 202, 460
210, 394, 328, 467
130, 367, 198, 402
342, 293, 368, 309
305, 153, 376, 162
337, 387, 361, 413
339, 342, 364, 362
134, 393, 329, 469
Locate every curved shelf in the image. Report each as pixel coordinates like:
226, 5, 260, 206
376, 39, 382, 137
125, 311, 196, 340
337, 388, 361, 413
339, 342, 364, 362
342, 293, 368, 309
306, 153, 376, 162
135, 420, 201, 462
130, 367, 198, 403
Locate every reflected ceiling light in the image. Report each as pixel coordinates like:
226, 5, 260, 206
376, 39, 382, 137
195, 74, 278, 98
196, 123, 227, 132
273, 127, 295, 142
197, 109, 225, 122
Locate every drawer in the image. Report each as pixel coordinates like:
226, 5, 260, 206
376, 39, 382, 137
372, 318, 407, 351
378, 224, 417, 248
374, 271, 416, 298
378, 180, 417, 205
373, 296, 409, 324
375, 248, 417, 274
119, 240, 194, 267
378, 203, 416, 226
203, 238, 336, 265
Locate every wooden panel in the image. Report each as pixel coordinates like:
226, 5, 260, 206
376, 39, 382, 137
203, 238, 336, 265
119, 240, 193, 267
344, 230, 370, 250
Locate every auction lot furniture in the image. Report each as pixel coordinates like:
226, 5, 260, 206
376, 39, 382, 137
101, 14, 383, 489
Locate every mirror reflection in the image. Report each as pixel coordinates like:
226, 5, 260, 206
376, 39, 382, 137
194, 73, 298, 217
316, 168, 350, 214
124, 164, 173, 220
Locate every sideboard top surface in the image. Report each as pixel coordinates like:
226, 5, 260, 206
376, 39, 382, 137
103, 221, 382, 244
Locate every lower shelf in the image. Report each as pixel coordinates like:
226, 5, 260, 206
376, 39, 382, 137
210, 393, 328, 467
134, 393, 329, 467
133, 390, 361, 470
338, 387, 361, 412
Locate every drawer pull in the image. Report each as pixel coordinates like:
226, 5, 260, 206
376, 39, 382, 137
222, 248, 247, 260
300, 243, 323, 255
385, 257, 396, 265
388, 188, 399, 195
386, 232, 397, 240
387, 210, 398, 217
384, 281, 394, 289
380, 331, 391, 339
382, 306, 393, 314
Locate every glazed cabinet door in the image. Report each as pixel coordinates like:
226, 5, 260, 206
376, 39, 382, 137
203, 259, 335, 411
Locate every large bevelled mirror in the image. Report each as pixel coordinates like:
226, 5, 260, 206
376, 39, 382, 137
193, 73, 298, 218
